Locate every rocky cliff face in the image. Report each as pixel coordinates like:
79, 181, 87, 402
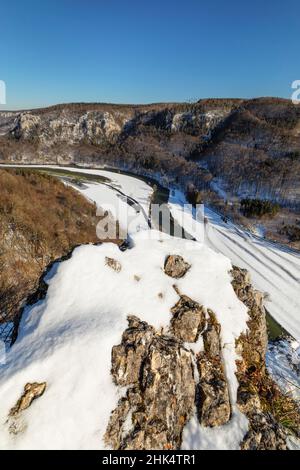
0, 103, 230, 148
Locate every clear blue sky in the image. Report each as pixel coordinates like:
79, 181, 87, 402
0, 0, 299, 109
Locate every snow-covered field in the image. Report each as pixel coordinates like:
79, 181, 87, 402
0, 232, 248, 450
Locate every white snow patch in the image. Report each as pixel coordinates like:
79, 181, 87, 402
182, 409, 248, 450
69, 181, 150, 235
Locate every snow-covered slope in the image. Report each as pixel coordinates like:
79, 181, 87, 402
169, 190, 300, 343
0, 232, 248, 450
0, 164, 153, 215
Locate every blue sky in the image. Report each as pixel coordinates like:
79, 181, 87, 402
0, 0, 299, 109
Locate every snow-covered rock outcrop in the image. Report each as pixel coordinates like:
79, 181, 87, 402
0, 232, 296, 449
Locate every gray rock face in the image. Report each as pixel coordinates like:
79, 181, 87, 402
164, 255, 191, 279
196, 311, 231, 427
111, 316, 154, 387
196, 354, 231, 427
170, 294, 206, 343
105, 316, 195, 450
202, 309, 221, 357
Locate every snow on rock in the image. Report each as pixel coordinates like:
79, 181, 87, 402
0, 231, 249, 450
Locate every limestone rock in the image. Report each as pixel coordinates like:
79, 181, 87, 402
9, 382, 46, 416
170, 295, 206, 342
164, 255, 191, 279
233, 267, 290, 450
237, 388, 262, 416
105, 265, 290, 450
232, 266, 268, 366
105, 317, 195, 450
241, 412, 288, 450
202, 309, 221, 357
103, 396, 132, 450
196, 353, 231, 427
7, 382, 47, 435
196, 311, 231, 427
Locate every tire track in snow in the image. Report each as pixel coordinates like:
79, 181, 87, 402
207, 226, 289, 297
207, 226, 297, 324
206, 229, 297, 339
239, 227, 300, 276
216, 227, 300, 285
265, 245, 300, 273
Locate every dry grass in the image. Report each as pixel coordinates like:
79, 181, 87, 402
238, 365, 300, 436
0, 168, 118, 325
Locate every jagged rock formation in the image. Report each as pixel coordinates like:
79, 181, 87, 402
170, 294, 205, 342
106, 316, 195, 450
196, 310, 231, 427
7, 382, 46, 436
232, 266, 268, 366
9, 382, 46, 416
164, 255, 191, 279
104, 258, 293, 450
111, 315, 155, 387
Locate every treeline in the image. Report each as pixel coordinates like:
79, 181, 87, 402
240, 198, 280, 218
